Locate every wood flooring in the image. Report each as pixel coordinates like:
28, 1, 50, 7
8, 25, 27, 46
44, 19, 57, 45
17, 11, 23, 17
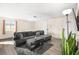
43, 37, 61, 55
0, 44, 17, 55
0, 37, 61, 55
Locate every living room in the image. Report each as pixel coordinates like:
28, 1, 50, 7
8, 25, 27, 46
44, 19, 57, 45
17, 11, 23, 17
0, 3, 79, 55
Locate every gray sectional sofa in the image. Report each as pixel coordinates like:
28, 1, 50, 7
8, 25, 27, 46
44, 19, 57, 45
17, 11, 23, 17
14, 30, 52, 50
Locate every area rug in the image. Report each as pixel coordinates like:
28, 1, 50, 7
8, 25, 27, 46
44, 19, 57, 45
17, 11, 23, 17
15, 42, 53, 55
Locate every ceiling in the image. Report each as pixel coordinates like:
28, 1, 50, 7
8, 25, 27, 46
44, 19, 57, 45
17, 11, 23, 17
0, 3, 77, 21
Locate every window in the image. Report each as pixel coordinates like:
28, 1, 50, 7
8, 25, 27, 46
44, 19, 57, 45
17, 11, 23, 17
5, 20, 16, 34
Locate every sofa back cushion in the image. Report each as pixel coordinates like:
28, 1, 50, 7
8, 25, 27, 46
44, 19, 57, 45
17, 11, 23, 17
22, 31, 34, 37
14, 30, 44, 40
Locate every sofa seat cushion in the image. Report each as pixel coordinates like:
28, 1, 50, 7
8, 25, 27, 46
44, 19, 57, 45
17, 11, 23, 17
26, 38, 36, 46
35, 35, 52, 41
26, 38, 36, 50
26, 36, 45, 50
42, 35, 52, 41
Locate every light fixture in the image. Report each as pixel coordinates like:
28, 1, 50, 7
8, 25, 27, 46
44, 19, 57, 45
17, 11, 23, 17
27, 16, 40, 21
62, 9, 72, 37
62, 9, 72, 15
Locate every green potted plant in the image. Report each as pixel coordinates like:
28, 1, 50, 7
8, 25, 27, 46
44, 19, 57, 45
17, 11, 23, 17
61, 29, 79, 55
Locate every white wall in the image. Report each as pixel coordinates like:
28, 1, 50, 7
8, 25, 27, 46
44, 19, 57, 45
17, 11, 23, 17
0, 19, 3, 34
65, 15, 77, 38
0, 11, 78, 41
17, 20, 35, 32
34, 15, 77, 39
0, 14, 77, 40
48, 17, 65, 38
34, 20, 48, 34
0, 17, 35, 39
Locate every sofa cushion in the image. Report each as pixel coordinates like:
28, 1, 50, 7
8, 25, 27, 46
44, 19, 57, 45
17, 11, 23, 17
36, 32, 40, 36
14, 33, 21, 40
22, 32, 34, 37
24, 36, 35, 39
26, 38, 36, 46
19, 33, 23, 39
35, 30, 44, 35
